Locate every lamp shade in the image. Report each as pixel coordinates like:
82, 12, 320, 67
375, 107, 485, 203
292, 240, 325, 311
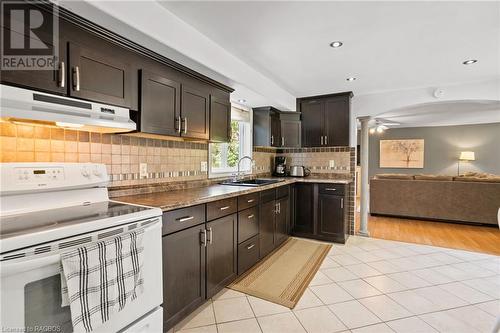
459, 151, 475, 161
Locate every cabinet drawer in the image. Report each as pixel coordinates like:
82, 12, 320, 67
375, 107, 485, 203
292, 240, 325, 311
207, 197, 237, 221
260, 189, 276, 203
238, 206, 259, 243
238, 234, 260, 275
162, 204, 206, 235
318, 183, 345, 196
276, 185, 289, 199
238, 192, 260, 210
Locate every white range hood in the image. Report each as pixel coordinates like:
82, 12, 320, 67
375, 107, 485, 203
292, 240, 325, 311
0, 84, 136, 133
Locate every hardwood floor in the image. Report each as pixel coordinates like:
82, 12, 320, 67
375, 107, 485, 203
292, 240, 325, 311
356, 214, 500, 255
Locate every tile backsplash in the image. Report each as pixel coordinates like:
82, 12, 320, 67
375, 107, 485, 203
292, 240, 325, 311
0, 122, 208, 187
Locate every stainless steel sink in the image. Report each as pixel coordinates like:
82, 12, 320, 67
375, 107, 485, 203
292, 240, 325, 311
220, 178, 284, 187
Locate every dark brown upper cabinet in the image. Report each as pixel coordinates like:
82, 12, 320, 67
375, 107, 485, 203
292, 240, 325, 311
68, 42, 132, 108
253, 107, 281, 147
210, 95, 231, 142
139, 70, 181, 136
180, 85, 209, 140
279, 112, 301, 148
298, 92, 352, 147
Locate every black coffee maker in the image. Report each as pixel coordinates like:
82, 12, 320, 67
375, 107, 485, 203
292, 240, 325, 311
273, 156, 287, 176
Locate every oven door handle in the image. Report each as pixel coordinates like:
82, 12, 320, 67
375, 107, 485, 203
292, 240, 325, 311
1, 253, 61, 277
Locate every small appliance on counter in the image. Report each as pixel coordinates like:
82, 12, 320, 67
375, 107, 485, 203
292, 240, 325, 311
273, 156, 287, 176
289, 165, 311, 177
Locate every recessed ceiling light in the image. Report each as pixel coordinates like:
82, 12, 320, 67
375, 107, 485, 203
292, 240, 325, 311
346, 77, 356, 81
462, 59, 477, 65
329, 41, 343, 48
237, 99, 246, 103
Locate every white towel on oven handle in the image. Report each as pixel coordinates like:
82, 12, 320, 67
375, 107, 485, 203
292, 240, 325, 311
60, 229, 145, 333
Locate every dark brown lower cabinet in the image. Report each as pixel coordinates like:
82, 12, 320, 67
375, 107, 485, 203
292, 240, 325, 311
317, 193, 345, 242
162, 224, 206, 330
293, 183, 315, 235
206, 214, 238, 298
259, 199, 276, 258
275, 196, 289, 246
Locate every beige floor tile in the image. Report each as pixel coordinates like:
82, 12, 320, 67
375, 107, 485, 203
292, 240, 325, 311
337, 279, 382, 299
359, 295, 412, 321
474, 299, 500, 317
212, 288, 246, 301
174, 302, 215, 331
386, 316, 438, 333
247, 296, 291, 317
345, 263, 383, 278
350, 323, 394, 333
439, 282, 493, 304
387, 290, 441, 315
310, 282, 354, 305
321, 257, 342, 269
445, 305, 496, 333
412, 267, 455, 285
413, 286, 468, 311
388, 271, 432, 289
213, 297, 254, 323
419, 311, 481, 333
322, 267, 358, 282
294, 306, 347, 333
257, 312, 306, 333
176, 325, 218, 333
363, 275, 407, 294
294, 288, 324, 310
329, 254, 362, 266
366, 260, 402, 274
217, 318, 262, 333
328, 300, 381, 329
310, 271, 334, 286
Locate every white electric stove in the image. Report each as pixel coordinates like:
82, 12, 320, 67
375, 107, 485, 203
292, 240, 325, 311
0, 163, 163, 333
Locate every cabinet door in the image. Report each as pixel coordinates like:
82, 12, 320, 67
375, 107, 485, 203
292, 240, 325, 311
259, 200, 276, 258
301, 100, 324, 147
324, 97, 350, 146
68, 42, 132, 107
140, 70, 180, 136
275, 197, 289, 247
210, 95, 231, 142
181, 85, 209, 140
0, 3, 66, 95
317, 194, 345, 239
206, 214, 237, 298
162, 226, 206, 330
281, 120, 301, 147
293, 183, 315, 235
270, 114, 281, 147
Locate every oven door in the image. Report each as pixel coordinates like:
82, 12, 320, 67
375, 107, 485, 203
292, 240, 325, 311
0, 218, 162, 333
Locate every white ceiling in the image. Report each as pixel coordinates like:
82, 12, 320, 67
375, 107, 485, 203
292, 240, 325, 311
161, 1, 500, 98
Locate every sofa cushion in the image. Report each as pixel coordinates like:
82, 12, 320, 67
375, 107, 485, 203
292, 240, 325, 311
454, 176, 500, 183
374, 173, 415, 180
414, 174, 454, 181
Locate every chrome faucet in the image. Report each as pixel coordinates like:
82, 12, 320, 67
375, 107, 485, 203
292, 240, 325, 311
235, 155, 254, 181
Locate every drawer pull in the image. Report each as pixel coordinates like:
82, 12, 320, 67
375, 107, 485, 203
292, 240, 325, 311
177, 216, 194, 222
324, 188, 337, 191
247, 199, 255, 203
220, 206, 230, 211
247, 214, 255, 219
246, 244, 255, 250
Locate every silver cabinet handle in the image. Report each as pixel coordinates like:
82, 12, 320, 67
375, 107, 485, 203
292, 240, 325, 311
341, 198, 344, 209
320, 136, 324, 145
200, 229, 207, 247
278, 202, 281, 214
208, 227, 213, 244
271, 135, 274, 145
281, 137, 285, 146
176, 116, 181, 133
246, 244, 255, 250
177, 216, 194, 222
72, 66, 80, 91
324, 188, 337, 191
182, 117, 188, 134
59, 61, 65, 88
247, 214, 255, 219
247, 199, 255, 203
220, 206, 230, 211
325, 136, 328, 145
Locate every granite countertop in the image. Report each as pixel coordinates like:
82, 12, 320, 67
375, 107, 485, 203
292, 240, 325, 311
115, 177, 352, 212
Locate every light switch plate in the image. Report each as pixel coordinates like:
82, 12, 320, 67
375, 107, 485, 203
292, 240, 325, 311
329, 160, 335, 168
139, 163, 148, 178
201, 161, 208, 172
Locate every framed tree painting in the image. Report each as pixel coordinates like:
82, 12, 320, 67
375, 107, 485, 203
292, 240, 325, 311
380, 139, 424, 168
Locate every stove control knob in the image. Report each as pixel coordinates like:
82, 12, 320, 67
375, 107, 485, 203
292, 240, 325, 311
81, 167, 91, 178
93, 168, 103, 177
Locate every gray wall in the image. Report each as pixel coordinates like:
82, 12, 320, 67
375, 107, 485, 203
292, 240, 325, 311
368, 123, 500, 178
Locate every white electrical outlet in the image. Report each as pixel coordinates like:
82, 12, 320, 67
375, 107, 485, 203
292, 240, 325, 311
201, 161, 208, 172
329, 160, 335, 168
139, 163, 148, 178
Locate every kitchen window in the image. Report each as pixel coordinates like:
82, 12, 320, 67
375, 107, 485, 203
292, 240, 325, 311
209, 106, 252, 177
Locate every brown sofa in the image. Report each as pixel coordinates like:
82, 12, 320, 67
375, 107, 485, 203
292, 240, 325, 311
370, 174, 500, 226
